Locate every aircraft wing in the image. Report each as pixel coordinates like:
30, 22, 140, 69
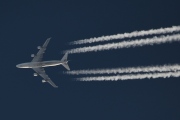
32, 38, 51, 62
33, 67, 58, 88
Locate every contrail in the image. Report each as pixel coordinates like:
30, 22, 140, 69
64, 64, 180, 75
64, 34, 180, 54
70, 26, 180, 45
76, 71, 180, 81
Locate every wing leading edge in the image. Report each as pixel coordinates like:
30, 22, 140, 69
31, 38, 58, 88
33, 68, 58, 88
32, 37, 51, 62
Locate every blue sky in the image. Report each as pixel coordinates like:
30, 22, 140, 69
0, 0, 180, 120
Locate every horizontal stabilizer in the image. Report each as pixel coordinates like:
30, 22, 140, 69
62, 63, 70, 70
61, 52, 68, 61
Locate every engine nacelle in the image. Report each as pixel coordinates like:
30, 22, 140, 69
37, 46, 41, 49
34, 73, 38, 76
31, 54, 35, 57
42, 80, 46, 83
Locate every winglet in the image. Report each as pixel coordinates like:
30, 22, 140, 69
47, 80, 58, 88
43, 37, 51, 48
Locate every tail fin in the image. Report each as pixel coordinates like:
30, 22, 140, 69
61, 53, 70, 70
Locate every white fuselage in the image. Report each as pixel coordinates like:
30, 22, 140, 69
16, 60, 65, 68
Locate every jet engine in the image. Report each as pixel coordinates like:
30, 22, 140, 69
42, 80, 46, 83
34, 73, 38, 76
37, 46, 41, 49
31, 54, 35, 57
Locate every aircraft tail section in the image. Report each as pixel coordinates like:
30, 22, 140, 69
61, 53, 70, 70
61, 52, 68, 61
62, 63, 70, 70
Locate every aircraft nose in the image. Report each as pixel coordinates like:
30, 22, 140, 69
16, 64, 20, 68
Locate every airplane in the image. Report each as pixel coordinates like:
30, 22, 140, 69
16, 38, 70, 88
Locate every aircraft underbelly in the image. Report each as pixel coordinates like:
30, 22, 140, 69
41, 61, 62, 67
42, 63, 61, 67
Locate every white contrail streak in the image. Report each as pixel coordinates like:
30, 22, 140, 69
64, 64, 180, 75
70, 26, 180, 45
65, 34, 180, 54
76, 71, 180, 81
